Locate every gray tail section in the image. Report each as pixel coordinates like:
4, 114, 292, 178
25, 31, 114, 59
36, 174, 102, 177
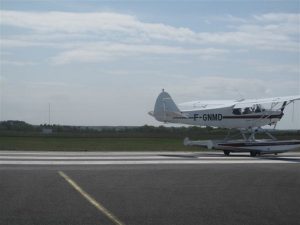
152, 90, 181, 122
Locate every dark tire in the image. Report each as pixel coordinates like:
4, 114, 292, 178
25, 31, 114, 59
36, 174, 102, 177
250, 151, 257, 157
224, 150, 230, 156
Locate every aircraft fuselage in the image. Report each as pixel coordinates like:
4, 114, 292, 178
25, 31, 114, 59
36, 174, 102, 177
162, 106, 283, 129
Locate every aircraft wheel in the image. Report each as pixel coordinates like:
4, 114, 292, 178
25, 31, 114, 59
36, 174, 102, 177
250, 151, 257, 157
223, 150, 230, 156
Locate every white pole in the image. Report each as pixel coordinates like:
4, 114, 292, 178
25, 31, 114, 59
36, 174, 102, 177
48, 103, 51, 125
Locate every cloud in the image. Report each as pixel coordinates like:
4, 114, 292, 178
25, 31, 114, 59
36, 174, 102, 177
164, 76, 299, 102
252, 62, 300, 74
51, 43, 227, 64
1, 60, 36, 66
1, 10, 299, 57
169, 76, 270, 100
1, 11, 197, 43
254, 13, 300, 23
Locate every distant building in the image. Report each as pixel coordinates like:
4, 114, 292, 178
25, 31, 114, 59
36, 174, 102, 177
42, 128, 53, 134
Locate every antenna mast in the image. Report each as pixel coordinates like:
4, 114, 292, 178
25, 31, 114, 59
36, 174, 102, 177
48, 103, 51, 125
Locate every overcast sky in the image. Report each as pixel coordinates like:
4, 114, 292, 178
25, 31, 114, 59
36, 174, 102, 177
0, 0, 299, 129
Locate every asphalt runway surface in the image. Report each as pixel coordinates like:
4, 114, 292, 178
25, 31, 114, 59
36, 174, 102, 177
1, 151, 300, 225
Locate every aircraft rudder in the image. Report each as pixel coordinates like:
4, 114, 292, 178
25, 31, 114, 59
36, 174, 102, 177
153, 89, 180, 122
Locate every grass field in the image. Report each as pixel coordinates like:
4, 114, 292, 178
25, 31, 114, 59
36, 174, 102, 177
1, 136, 299, 152
1, 131, 299, 152
0, 136, 203, 151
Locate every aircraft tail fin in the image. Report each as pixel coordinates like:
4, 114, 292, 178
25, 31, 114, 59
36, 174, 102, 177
150, 90, 181, 122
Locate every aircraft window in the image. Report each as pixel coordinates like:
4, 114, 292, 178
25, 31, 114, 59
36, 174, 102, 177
254, 104, 265, 113
255, 105, 262, 113
243, 107, 252, 114
233, 108, 242, 115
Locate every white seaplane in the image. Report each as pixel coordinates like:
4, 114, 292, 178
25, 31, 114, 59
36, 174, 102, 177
149, 90, 300, 156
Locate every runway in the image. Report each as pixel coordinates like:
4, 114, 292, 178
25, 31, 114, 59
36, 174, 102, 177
1, 151, 300, 165
1, 151, 300, 225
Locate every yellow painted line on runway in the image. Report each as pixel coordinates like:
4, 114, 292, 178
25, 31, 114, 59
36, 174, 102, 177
58, 171, 125, 225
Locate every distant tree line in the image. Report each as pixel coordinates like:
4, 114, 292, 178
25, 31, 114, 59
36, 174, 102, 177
1, 120, 299, 139
0, 121, 94, 133
0, 120, 227, 138
0, 120, 38, 131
